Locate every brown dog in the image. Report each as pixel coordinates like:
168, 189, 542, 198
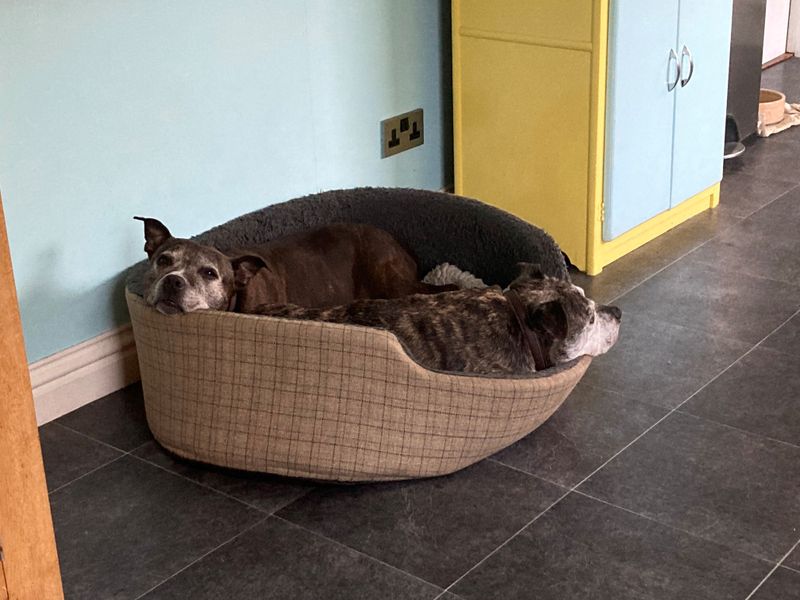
135, 217, 448, 315
256, 265, 621, 374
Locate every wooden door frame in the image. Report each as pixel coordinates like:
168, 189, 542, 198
0, 191, 63, 598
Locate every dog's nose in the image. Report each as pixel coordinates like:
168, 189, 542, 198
162, 274, 184, 294
603, 305, 622, 321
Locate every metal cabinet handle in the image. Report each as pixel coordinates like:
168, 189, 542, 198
680, 45, 694, 87
667, 48, 681, 91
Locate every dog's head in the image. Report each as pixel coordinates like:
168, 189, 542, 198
508, 263, 621, 364
135, 217, 266, 314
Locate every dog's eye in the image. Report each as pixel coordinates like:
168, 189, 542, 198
200, 267, 218, 280
589, 314, 596, 325
156, 255, 172, 267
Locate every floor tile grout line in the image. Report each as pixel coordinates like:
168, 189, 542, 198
46, 425, 310, 514
579, 380, 673, 408
784, 563, 800, 574
609, 303, 764, 349
131, 515, 271, 600
434, 590, 463, 600
672, 407, 800, 451
129, 439, 157, 453
605, 233, 730, 305
572, 305, 800, 489
47, 453, 129, 496
46, 436, 305, 516
572, 489, 777, 566
579, 380, 670, 409
747, 344, 800, 363
125, 451, 283, 514
271, 514, 447, 595
668, 305, 800, 408
46, 438, 155, 495
490, 459, 780, 567
608, 241, 800, 304
436, 487, 573, 596
603, 180, 800, 305
744, 537, 800, 600
437, 392, 726, 593
721, 176, 800, 220
49, 420, 134, 454
485, 457, 570, 489
438, 307, 800, 595
725, 180, 800, 222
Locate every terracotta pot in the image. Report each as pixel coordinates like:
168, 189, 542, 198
759, 89, 786, 125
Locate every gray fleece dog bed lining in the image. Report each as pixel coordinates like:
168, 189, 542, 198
127, 187, 568, 295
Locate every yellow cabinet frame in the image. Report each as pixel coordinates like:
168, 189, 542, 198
453, 0, 720, 275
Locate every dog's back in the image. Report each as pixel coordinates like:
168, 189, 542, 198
257, 275, 621, 375
258, 287, 535, 374
234, 223, 442, 313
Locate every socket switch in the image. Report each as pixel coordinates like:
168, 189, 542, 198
381, 108, 423, 158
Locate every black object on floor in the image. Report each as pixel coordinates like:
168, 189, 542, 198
724, 113, 746, 159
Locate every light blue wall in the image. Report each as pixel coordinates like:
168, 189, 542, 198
0, 1, 452, 362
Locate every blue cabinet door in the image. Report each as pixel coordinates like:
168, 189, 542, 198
670, 0, 733, 206
603, 1, 679, 241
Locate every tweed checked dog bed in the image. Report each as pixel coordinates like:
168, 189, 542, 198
126, 188, 591, 482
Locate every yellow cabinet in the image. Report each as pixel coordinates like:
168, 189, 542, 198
453, 0, 727, 275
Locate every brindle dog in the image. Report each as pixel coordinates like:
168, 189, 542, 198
256, 265, 621, 374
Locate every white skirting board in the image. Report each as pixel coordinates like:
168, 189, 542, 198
30, 325, 140, 425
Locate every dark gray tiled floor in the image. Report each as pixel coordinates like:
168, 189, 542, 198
50, 456, 264, 600
581, 311, 751, 409
40, 59, 800, 600
785, 544, 800, 571
749, 568, 800, 600
762, 312, 800, 357
688, 188, 800, 287
56, 384, 152, 451
276, 460, 564, 588
132, 440, 316, 514
140, 517, 444, 600
723, 132, 800, 182
451, 493, 770, 600
762, 55, 800, 100
616, 256, 800, 345
39, 422, 122, 491
491, 382, 667, 487
717, 172, 797, 218
569, 206, 742, 304
681, 347, 800, 446
579, 412, 800, 562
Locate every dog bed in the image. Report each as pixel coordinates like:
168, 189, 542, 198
125, 187, 590, 482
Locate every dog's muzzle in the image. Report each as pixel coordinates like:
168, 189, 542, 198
155, 274, 185, 315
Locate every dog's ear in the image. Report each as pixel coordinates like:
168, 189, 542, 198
134, 217, 172, 259
230, 255, 268, 289
527, 299, 569, 340
516, 262, 545, 280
